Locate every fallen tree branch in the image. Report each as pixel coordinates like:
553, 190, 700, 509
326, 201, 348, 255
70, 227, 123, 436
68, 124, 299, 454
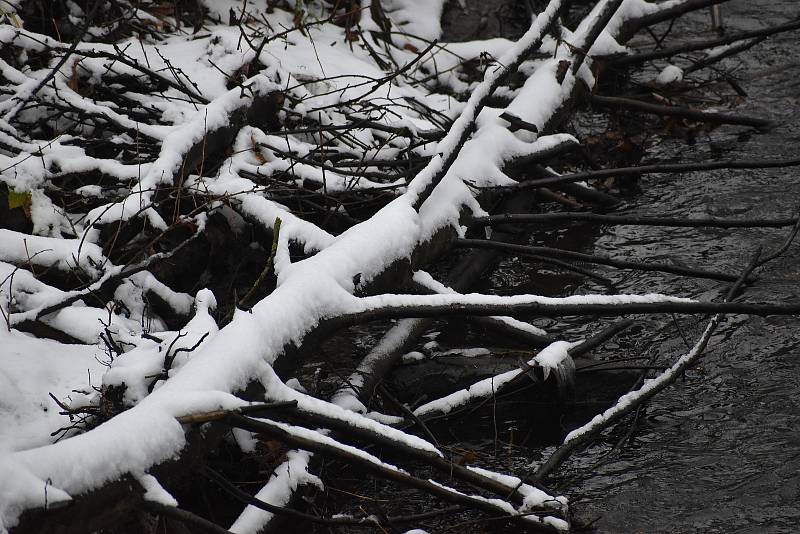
490, 156, 800, 191
532, 211, 800, 482
532, 245, 763, 481
468, 212, 799, 229
409, 0, 564, 209
341, 293, 800, 323
412, 319, 634, 420
683, 36, 767, 74
223, 414, 565, 532
613, 16, 800, 67
203, 466, 385, 527
455, 238, 748, 282
616, 0, 730, 41
589, 94, 774, 129
140, 500, 234, 534
3, 2, 102, 122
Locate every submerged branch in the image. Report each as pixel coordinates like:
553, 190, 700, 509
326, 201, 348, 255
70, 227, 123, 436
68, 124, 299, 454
613, 16, 800, 67
469, 213, 799, 229
589, 94, 774, 129
456, 238, 748, 282
533, 246, 764, 481
495, 156, 800, 191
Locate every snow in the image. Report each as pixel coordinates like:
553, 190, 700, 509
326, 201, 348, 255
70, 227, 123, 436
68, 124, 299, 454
0, 460, 72, 532
42, 305, 142, 345
704, 41, 752, 61
258, 364, 440, 455
466, 465, 567, 512
253, 134, 402, 191
438, 347, 491, 358
504, 60, 573, 140
365, 411, 405, 425
426, 478, 566, 529
413, 341, 576, 417
412, 270, 549, 337
405, 0, 563, 205
137, 473, 178, 507
0, 229, 107, 277
655, 64, 684, 85
103, 289, 219, 406
386, 0, 446, 42
126, 271, 195, 317
563, 319, 717, 444
605, 0, 681, 36
229, 450, 322, 534
86, 75, 282, 231
357, 291, 696, 314
256, 417, 409, 473
401, 350, 427, 363
0, 327, 103, 453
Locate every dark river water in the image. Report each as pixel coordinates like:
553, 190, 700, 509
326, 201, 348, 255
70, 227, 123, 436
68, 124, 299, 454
546, 2, 800, 532
442, 1, 800, 532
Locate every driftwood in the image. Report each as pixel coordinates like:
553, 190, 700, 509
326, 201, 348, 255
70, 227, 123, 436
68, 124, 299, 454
493, 156, 800, 191
469, 212, 799, 229
612, 16, 800, 67
588, 94, 774, 129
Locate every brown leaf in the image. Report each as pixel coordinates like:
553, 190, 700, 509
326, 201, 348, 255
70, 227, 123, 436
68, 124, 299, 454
457, 450, 479, 465
66, 59, 80, 92
251, 134, 267, 164
255, 436, 289, 464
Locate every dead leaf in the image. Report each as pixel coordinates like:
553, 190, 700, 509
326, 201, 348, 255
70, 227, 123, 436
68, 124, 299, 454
67, 59, 81, 92
8, 189, 32, 219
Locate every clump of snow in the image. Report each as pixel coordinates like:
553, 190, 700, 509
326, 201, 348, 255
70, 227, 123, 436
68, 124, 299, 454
232, 428, 258, 454
401, 350, 426, 363
194, 288, 218, 313
284, 378, 308, 393
365, 411, 405, 425
655, 64, 684, 85
136, 473, 178, 507
437, 347, 491, 358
